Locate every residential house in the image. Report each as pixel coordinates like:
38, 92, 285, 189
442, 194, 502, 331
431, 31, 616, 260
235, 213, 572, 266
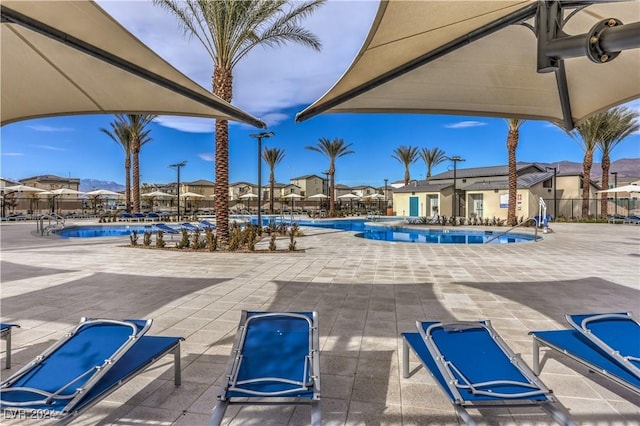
351, 185, 378, 198
393, 163, 601, 220
290, 174, 325, 197
229, 182, 257, 201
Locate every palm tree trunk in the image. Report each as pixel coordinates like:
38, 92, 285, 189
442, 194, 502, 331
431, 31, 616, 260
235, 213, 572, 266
329, 163, 336, 216
600, 156, 611, 216
582, 150, 593, 218
507, 129, 518, 226
269, 171, 275, 214
404, 168, 410, 185
125, 156, 131, 213
213, 65, 233, 246
132, 142, 140, 212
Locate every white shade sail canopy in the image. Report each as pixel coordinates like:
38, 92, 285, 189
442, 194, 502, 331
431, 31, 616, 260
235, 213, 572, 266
338, 193, 360, 200
308, 193, 329, 199
296, 0, 640, 129
2, 185, 48, 193
44, 188, 86, 196
239, 193, 259, 199
283, 193, 303, 198
1, 0, 265, 128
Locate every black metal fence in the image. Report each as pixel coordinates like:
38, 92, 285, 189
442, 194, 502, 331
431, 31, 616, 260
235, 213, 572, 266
542, 197, 639, 220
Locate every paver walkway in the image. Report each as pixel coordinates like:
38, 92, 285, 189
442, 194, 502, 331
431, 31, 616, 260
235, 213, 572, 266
1, 220, 638, 425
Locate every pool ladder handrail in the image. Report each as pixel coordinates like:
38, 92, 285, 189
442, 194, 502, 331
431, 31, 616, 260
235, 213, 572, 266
38, 213, 65, 236
483, 218, 538, 244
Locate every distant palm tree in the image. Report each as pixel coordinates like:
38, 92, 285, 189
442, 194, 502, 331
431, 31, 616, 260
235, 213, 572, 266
305, 137, 354, 216
262, 147, 286, 214
100, 115, 132, 212
597, 107, 639, 215
419, 147, 447, 178
154, 0, 324, 245
506, 119, 524, 226
392, 145, 419, 185
126, 115, 156, 212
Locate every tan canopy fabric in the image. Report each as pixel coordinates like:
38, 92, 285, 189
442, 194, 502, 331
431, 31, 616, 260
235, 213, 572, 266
1, 0, 265, 128
296, 0, 640, 129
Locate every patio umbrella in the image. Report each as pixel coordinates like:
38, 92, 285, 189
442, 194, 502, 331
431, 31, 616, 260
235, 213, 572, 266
308, 194, 329, 199
597, 184, 640, 193
283, 193, 303, 215
142, 191, 173, 198
1, 0, 265, 128
179, 192, 205, 198
85, 189, 123, 198
2, 185, 47, 193
47, 188, 85, 196
338, 193, 360, 211
296, 1, 640, 130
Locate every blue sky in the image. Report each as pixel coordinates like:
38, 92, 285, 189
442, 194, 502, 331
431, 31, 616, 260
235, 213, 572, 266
1, 1, 638, 188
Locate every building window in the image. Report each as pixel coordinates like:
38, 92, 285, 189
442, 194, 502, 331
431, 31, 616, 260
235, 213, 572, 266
543, 178, 552, 188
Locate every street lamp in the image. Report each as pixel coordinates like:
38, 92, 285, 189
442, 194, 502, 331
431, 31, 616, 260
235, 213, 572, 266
249, 131, 274, 230
446, 156, 465, 217
546, 166, 557, 219
169, 161, 187, 220
611, 171, 618, 216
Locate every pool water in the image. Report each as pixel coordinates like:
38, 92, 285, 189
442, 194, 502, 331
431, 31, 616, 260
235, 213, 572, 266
56, 225, 159, 238
54, 219, 535, 244
360, 227, 535, 244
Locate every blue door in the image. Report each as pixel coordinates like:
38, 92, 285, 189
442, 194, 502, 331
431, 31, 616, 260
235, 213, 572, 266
409, 196, 419, 216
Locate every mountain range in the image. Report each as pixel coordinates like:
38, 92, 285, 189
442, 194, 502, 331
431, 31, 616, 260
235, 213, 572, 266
80, 158, 639, 190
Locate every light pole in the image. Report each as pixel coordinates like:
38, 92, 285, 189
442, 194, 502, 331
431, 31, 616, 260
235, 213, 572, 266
249, 132, 274, 230
546, 166, 557, 219
170, 161, 187, 220
611, 171, 618, 216
446, 156, 465, 217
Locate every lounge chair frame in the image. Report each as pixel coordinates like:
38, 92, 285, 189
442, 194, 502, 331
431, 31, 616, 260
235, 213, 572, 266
565, 312, 640, 379
402, 320, 576, 426
0, 318, 183, 424
531, 312, 640, 395
210, 311, 320, 426
1, 324, 20, 369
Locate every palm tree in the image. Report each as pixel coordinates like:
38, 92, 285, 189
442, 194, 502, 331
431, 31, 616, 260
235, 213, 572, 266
597, 107, 639, 215
419, 147, 447, 178
262, 147, 286, 214
560, 112, 628, 218
126, 115, 156, 212
154, 0, 324, 245
506, 119, 524, 226
100, 115, 132, 212
392, 145, 419, 185
305, 137, 354, 216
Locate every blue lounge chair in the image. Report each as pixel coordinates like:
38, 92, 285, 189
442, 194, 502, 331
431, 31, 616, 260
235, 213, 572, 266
133, 212, 146, 221
210, 311, 321, 426
154, 223, 179, 234
402, 320, 576, 426
200, 220, 216, 229
119, 212, 134, 222
0, 318, 183, 423
146, 212, 160, 221
531, 312, 640, 395
181, 222, 201, 232
1, 324, 20, 369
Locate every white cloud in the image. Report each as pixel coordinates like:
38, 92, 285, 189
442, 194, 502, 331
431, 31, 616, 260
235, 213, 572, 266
26, 125, 74, 132
1, 152, 24, 157
33, 145, 67, 151
443, 121, 487, 129
198, 153, 214, 162
96, 0, 378, 117
154, 116, 215, 133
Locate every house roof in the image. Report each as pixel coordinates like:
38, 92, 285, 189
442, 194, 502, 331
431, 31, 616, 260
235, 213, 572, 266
291, 174, 324, 180
394, 181, 450, 193
185, 179, 214, 186
430, 163, 546, 180
21, 174, 80, 182
229, 181, 255, 187
334, 184, 352, 189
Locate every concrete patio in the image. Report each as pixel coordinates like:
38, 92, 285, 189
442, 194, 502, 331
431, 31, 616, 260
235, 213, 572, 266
0, 220, 638, 425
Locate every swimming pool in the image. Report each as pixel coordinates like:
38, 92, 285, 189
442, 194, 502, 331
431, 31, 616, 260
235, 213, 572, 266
55, 224, 161, 238
54, 219, 535, 244
359, 226, 536, 244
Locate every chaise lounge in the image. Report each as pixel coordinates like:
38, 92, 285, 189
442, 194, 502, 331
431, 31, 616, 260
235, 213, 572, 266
402, 320, 576, 426
0, 318, 183, 424
210, 311, 321, 426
